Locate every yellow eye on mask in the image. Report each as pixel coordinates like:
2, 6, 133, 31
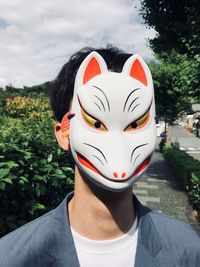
124, 110, 150, 132
81, 108, 107, 131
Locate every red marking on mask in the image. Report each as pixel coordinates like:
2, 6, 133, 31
77, 153, 101, 176
133, 156, 151, 176
130, 59, 147, 86
113, 172, 118, 178
83, 57, 101, 84
121, 172, 126, 178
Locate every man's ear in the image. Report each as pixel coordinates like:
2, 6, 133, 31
54, 123, 69, 151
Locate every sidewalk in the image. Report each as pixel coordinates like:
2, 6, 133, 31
133, 148, 200, 235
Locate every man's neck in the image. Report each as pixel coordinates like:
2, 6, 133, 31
68, 167, 136, 240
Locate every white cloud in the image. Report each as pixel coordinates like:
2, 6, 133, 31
0, 0, 156, 87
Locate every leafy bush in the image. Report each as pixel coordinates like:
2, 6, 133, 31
1, 96, 49, 118
188, 173, 200, 214
0, 97, 74, 237
163, 146, 200, 214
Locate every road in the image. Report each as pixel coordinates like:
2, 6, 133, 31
171, 125, 200, 161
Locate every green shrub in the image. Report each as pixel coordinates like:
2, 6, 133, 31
163, 146, 200, 213
0, 104, 74, 237
188, 173, 200, 213
1, 96, 49, 118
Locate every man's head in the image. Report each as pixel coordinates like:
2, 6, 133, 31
50, 46, 156, 192
50, 46, 131, 122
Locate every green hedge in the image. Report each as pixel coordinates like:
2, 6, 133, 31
0, 97, 74, 237
163, 146, 200, 214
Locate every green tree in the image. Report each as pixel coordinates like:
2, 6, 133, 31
140, 0, 200, 55
150, 51, 192, 120
177, 53, 200, 101
140, 0, 200, 112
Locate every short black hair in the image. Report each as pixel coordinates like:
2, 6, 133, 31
49, 45, 132, 122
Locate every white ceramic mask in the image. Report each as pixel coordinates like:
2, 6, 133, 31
62, 51, 156, 191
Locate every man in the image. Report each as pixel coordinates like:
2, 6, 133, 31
196, 119, 200, 137
0, 46, 199, 266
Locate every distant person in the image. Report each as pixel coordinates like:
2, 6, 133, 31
196, 119, 200, 137
0, 46, 199, 266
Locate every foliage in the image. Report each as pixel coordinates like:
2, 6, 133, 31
0, 82, 51, 111
140, 0, 200, 114
150, 52, 193, 120
0, 96, 74, 237
175, 53, 200, 101
0, 82, 50, 97
188, 173, 200, 214
140, 0, 200, 55
1, 96, 50, 118
163, 145, 200, 213
150, 49, 200, 120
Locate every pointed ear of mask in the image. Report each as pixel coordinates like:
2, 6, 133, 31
74, 51, 108, 90
122, 55, 152, 87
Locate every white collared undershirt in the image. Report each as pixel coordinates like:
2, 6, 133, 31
71, 216, 138, 267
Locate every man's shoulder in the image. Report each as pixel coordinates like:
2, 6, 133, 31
137, 208, 200, 266
149, 209, 199, 235
0, 194, 71, 267
1, 209, 53, 242
147, 209, 200, 248
135, 194, 200, 245
0, 194, 76, 267
0, 209, 54, 266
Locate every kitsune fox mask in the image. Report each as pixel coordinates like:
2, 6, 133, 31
62, 52, 156, 191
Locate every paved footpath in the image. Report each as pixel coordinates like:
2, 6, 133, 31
133, 149, 200, 235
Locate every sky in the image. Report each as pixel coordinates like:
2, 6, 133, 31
0, 0, 156, 88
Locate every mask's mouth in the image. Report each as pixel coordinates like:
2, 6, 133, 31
76, 152, 105, 177
130, 155, 151, 178
76, 152, 152, 182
